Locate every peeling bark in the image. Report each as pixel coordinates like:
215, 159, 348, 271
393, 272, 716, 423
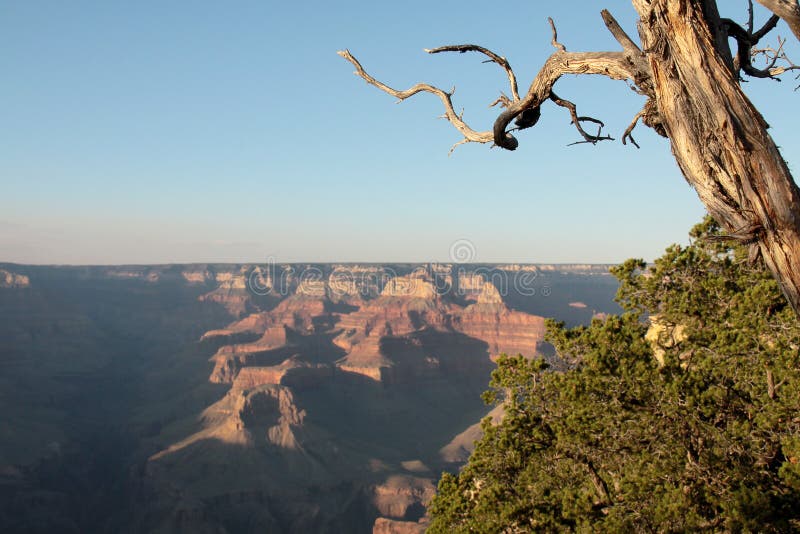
631, 0, 800, 313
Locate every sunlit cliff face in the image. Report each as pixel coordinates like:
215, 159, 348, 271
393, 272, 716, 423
0, 262, 618, 533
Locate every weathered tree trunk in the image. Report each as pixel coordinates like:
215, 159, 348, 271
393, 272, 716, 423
632, 0, 800, 313
340, 0, 800, 313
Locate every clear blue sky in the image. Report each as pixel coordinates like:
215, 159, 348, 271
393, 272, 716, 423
2, 1, 798, 264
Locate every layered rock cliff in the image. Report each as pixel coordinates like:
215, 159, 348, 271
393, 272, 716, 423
0, 268, 30, 288
0, 262, 620, 533
143, 265, 558, 532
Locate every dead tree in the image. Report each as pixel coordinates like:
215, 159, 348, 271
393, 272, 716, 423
339, 0, 800, 315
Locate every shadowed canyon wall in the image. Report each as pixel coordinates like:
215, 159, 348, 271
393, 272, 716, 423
0, 262, 619, 533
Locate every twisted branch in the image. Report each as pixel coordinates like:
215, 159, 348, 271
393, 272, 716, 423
339, 11, 652, 153
548, 17, 567, 52
549, 92, 614, 145
491, 50, 639, 150
425, 44, 520, 101
755, 0, 800, 41
754, 13, 781, 40
724, 15, 782, 78
752, 38, 800, 86
337, 49, 493, 147
622, 109, 645, 149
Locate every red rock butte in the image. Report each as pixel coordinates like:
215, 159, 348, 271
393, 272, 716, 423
201, 267, 547, 387
164, 263, 553, 530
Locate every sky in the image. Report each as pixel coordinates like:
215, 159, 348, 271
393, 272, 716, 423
2, 1, 799, 265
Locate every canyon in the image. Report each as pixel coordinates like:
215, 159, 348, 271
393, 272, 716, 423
0, 262, 618, 533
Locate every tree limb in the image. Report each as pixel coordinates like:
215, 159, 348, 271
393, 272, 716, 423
548, 17, 567, 52
754, 12, 781, 40
337, 49, 494, 147
425, 44, 520, 101
601, 9, 643, 55
339, 12, 652, 153
492, 50, 639, 150
549, 92, 614, 145
723, 16, 783, 78
752, 38, 800, 84
492, 12, 651, 150
755, 0, 800, 41
622, 109, 645, 149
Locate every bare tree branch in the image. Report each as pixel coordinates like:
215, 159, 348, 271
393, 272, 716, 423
752, 38, 800, 87
755, 0, 800, 41
622, 109, 645, 149
548, 17, 566, 52
490, 12, 654, 150
339, 13, 647, 154
491, 50, 640, 150
724, 16, 783, 78
489, 93, 513, 109
425, 44, 520, 101
600, 9, 653, 96
448, 138, 471, 156
703, 221, 765, 245
754, 13, 781, 40
601, 9, 643, 55
337, 49, 494, 147
723, 8, 800, 84
754, 37, 800, 68
549, 92, 614, 145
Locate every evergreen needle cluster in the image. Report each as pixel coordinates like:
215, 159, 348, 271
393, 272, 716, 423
429, 218, 800, 532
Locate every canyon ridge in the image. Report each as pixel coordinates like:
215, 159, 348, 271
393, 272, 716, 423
0, 262, 619, 533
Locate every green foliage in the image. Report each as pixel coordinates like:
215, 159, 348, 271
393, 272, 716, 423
429, 217, 800, 532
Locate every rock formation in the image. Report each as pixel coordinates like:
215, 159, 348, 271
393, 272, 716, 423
143, 265, 557, 532
0, 269, 30, 288
0, 261, 620, 533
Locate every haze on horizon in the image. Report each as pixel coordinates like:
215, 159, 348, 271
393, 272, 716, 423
3, 1, 798, 265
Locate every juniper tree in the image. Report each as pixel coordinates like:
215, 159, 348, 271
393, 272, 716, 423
427, 218, 800, 531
